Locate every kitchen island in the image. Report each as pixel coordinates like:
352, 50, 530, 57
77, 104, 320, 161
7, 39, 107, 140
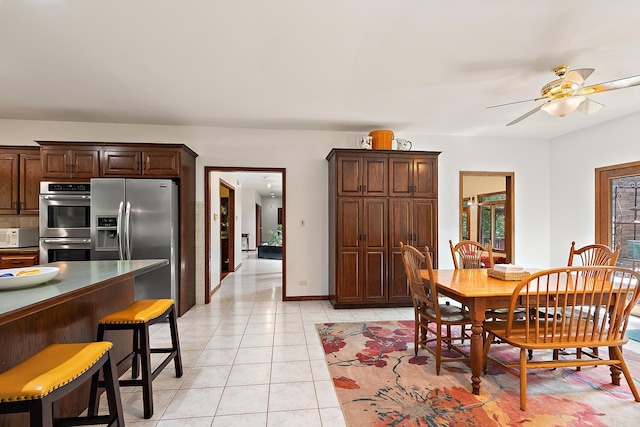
0, 259, 168, 426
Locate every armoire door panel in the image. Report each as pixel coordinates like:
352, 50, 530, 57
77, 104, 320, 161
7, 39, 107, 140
364, 251, 386, 301
337, 251, 361, 301
338, 199, 361, 248
337, 157, 361, 195
414, 199, 437, 251
388, 250, 410, 301
389, 199, 412, 247
363, 157, 387, 196
413, 157, 437, 197
389, 158, 413, 197
364, 199, 387, 248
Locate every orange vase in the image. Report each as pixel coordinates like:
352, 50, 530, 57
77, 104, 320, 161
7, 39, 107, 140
368, 130, 394, 150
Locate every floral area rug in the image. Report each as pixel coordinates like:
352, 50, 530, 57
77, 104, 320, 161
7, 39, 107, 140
316, 321, 640, 427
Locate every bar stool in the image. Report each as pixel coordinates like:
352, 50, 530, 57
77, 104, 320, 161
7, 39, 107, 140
0, 342, 124, 427
89, 299, 183, 419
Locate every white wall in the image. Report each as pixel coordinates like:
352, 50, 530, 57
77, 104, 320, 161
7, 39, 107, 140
550, 113, 640, 266
1, 118, 557, 302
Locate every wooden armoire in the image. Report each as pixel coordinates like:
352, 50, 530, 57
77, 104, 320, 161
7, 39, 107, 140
327, 148, 440, 308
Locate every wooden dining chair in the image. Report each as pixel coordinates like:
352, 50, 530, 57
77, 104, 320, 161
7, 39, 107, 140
449, 239, 526, 324
566, 241, 621, 362
449, 239, 494, 269
400, 242, 472, 375
567, 241, 620, 268
482, 266, 640, 411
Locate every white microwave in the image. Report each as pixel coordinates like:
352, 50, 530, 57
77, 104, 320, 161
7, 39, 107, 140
0, 228, 39, 248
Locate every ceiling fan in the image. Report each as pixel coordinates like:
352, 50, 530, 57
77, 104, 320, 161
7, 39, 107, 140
487, 65, 640, 126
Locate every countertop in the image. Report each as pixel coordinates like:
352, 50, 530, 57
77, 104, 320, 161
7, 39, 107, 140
0, 246, 39, 253
0, 259, 168, 323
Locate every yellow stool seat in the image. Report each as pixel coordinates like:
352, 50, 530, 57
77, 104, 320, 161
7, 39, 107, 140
0, 342, 112, 402
0, 342, 124, 427
99, 299, 175, 324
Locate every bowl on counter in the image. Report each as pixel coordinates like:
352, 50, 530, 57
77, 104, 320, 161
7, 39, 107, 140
0, 266, 60, 291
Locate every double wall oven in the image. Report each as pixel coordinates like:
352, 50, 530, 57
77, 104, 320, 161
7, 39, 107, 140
39, 182, 91, 263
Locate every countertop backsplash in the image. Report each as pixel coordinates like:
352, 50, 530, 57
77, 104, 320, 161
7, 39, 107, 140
0, 215, 39, 229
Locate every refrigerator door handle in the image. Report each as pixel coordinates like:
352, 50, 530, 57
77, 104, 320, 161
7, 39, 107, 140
117, 201, 125, 260
124, 201, 132, 260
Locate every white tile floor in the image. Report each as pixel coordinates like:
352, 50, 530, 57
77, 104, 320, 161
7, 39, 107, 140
105, 252, 640, 426
108, 252, 414, 426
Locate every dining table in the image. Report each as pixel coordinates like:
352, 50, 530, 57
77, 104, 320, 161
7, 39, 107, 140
420, 268, 537, 395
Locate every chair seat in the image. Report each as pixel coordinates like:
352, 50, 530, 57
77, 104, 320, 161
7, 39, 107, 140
424, 304, 471, 323
99, 299, 174, 324
0, 342, 112, 402
484, 319, 627, 350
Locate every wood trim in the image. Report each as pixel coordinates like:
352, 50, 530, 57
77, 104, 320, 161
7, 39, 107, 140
595, 160, 640, 245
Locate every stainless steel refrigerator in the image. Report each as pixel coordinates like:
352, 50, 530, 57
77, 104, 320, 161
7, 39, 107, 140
90, 178, 179, 307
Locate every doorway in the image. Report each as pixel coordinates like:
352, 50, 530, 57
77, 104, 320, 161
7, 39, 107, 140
220, 180, 235, 281
204, 167, 286, 304
459, 171, 515, 263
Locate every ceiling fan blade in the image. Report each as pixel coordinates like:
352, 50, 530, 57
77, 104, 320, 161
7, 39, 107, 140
506, 103, 545, 126
570, 68, 595, 81
577, 74, 640, 95
486, 97, 543, 109
576, 98, 604, 115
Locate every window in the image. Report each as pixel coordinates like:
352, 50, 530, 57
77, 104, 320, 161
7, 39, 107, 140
478, 192, 506, 251
461, 198, 471, 240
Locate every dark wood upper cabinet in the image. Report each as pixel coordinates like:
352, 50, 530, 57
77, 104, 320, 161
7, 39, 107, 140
0, 147, 41, 215
40, 145, 100, 179
102, 147, 180, 176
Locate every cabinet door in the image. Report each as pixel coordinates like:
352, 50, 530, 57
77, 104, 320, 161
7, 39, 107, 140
412, 156, 438, 198
387, 198, 437, 302
337, 198, 362, 302
0, 153, 19, 214
70, 149, 100, 178
389, 157, 413, 197
336, 154, 387, 197
102, 149, 141, 175
41, 148, 100, 179
389, 199, 413, 302
19, 152, 42, 214
362, 157, 387, 196
413, 199, 437, 260
41, 148, 71, 178
142, 150, 180, 176
337, 156, 363, 196
362, 198, 387, 302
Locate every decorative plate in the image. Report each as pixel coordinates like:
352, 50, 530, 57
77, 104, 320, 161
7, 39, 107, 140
0, 267, 60, 290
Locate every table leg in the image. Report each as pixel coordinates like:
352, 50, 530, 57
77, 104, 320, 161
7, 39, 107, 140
609, 346, 622, 385
467, 299, 486, 395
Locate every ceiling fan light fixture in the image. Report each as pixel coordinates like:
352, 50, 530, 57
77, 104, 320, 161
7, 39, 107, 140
541, 96, 585, 117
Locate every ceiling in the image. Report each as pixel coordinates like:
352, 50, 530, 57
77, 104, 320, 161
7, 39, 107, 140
236, 172, 283, 198
3, 1, 640, 140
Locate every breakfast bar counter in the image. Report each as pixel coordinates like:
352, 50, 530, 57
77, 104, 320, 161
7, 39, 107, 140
0, 259, 168, 426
